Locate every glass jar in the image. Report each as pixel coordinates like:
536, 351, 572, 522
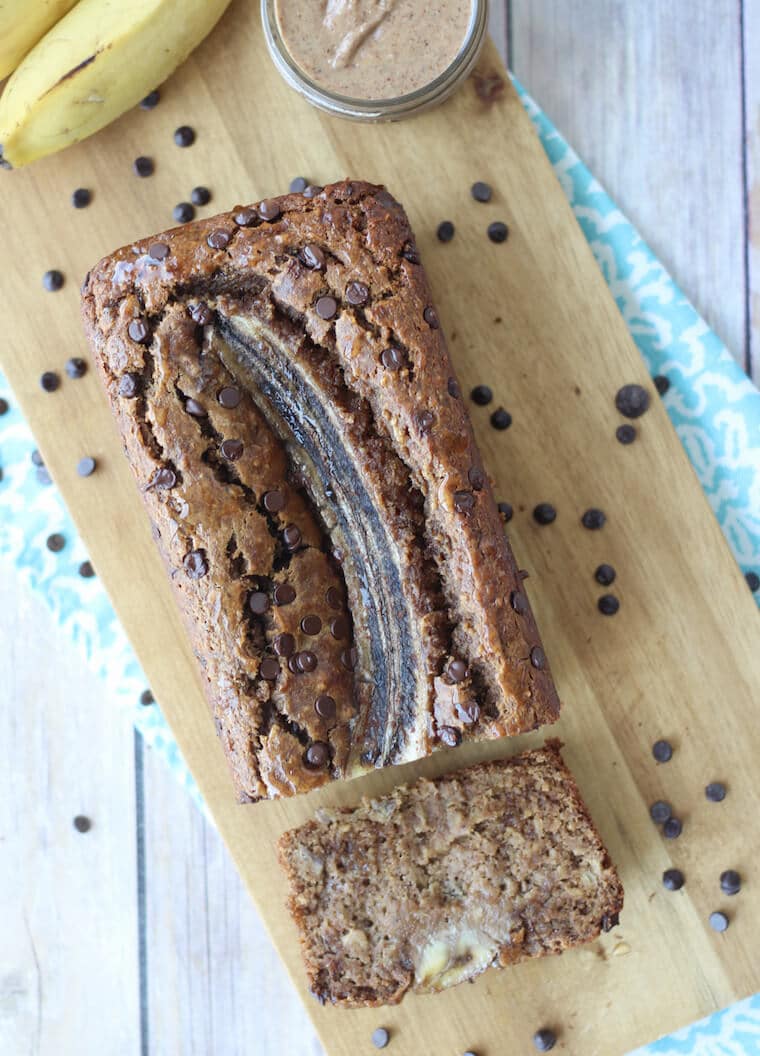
261, 0, 489, 122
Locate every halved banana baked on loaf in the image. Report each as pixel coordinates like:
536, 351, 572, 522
81, 179, 560, 801
279, 741, 624, 1006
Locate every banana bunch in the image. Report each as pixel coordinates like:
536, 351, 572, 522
0, 0, 232, 168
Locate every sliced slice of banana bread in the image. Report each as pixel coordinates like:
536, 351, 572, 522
278, 741, 623, 1007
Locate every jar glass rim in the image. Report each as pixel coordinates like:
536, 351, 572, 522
261, 0, 489, 119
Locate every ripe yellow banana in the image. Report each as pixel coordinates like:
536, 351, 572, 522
0, 0, 79, 81
0, 0, 232, 168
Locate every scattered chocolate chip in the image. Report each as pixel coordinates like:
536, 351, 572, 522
346, 280, 369, 306
447, 377, 460, 398
303, 184, 324, 198
401, 240, 420, 264
78, 560, 95, 578
705, 782, 727, 802
259, 657, 280, 681
533, 503, 556, 525
598, 594, 620, 615
315, 694, 336, 719
0, 398, 8, 415
258, 199, 281, 222
616, 423, 637, 445
73, 815, 92, 833
77, 456, 96, 477
232, 207, 257, 227
36, 467, 52, 486
380, 346, 405, 370
174, 125, 196, 147
415, 410, 434, 434
71, 187, 91, 209
140, 689, 154, 706
304, 741, 330, 768
663, 868, 685, 891
299, 244, 326, 270
615, 383, 650, 418
530, 646, 546, 669
471, 181, 492, 202
217, 386, 240, 408
709, 911, 729, 932
249, 591, 270, 615
43, 269, 64, 292
471, 385, 493, 405
133, 156, 154, 177
183, 549, 208, 579
31, 450, 44, 467
191, 186, 211, 206
746, 571, 760, 592
437, 220, 455, 242
511, 591, 529, 614
330, 616, 349, 640
490, 407, 511, 429
533, 1028, 556, 1052
438, 725, 462, 747
273, 583, 296, 606
148, 241, 169, 260
663, 817, 682, 839
220, 439, 243, 461
282, 524, 302, 550
654, 374, 670, 396
65, 357, 87, 379
650, 800, 672, 823
119, 373, 141, 399
185, 398, 206, 417
497, 501, 513, 522
519, 569, 530, 579
263, 489, 286, 513
297, 650, 318, 673
40, 371, 61, 393
274, 633, 295, 657
594, 563, 616, 586
287, 655, 300, 674
289, 176, 309, 193
720, 869, 741, 895
453, 489, 475, 512
207, 229, 231, 250
582, 508, 606, 530
326, 586, 342, 609
447, 659, 468, 683
173, 201, 195, 224
315, 295, 338, 320
371, 1028, 390, 1050
341, 647, 358, 670
468, 466, 485, 490
301, 615, 322, 636
128, 318, 151, 344
487, 221, 509, 244
140, 89, 160, 109
46, 532, 65, 552
147, 467, 176, 490
457, 702, 480, 725
423, 306, 439, 329
652, 739, 673, 763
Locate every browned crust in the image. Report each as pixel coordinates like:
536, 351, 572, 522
278, 740, 624, 1007
81, 179, 560, 801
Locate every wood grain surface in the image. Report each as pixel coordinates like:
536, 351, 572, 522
0, 4, 755, 1051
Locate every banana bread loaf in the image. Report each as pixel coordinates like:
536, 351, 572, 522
278, 741, 623, 1007
81, 179, 560, 801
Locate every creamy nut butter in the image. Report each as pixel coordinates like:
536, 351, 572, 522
273, 0, 475, 100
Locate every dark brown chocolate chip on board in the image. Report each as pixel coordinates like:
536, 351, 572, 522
40, 371, 61, 393
65, 357, 87, 379
43, 269, 64, 292
615, 383, 650, 419
616, 423, 637, 445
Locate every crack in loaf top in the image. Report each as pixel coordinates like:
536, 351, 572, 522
81, 179, 560, 802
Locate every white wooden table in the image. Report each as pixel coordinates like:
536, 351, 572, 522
3, 4, 758, 1053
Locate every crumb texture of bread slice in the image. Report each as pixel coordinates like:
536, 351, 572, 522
81, 180, 560, 801
278, 742, 623, 1006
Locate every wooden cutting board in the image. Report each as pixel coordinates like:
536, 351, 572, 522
1, 4, 758, 1053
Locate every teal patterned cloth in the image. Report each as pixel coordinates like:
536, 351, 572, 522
0, 83, 758, 1052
